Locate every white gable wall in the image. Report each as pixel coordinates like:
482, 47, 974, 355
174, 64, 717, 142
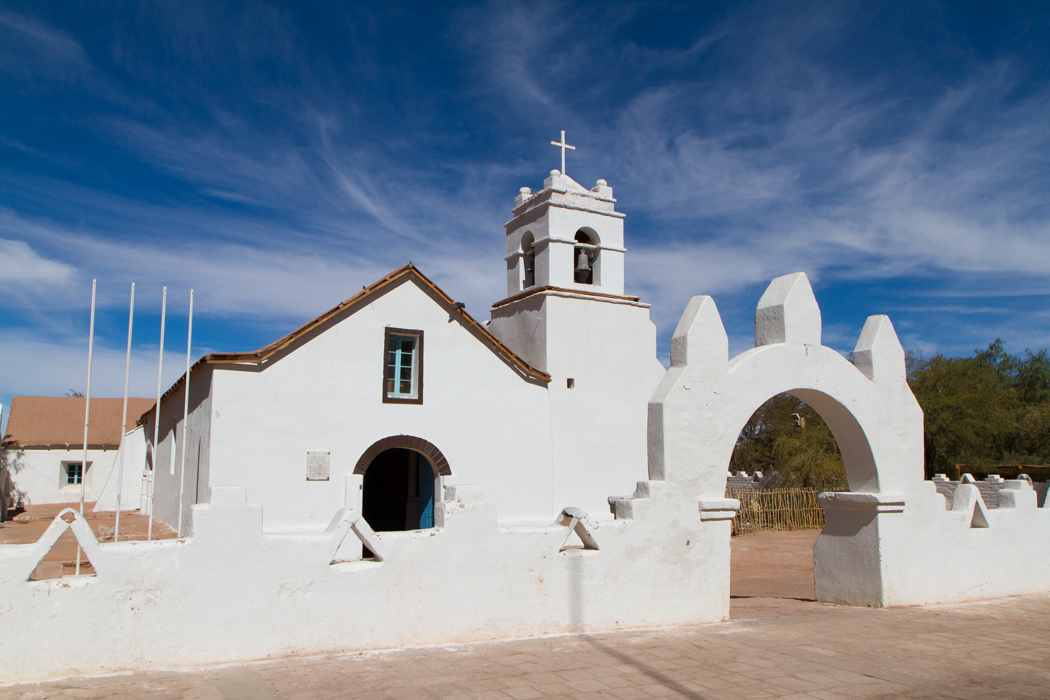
206, 278, 557, 530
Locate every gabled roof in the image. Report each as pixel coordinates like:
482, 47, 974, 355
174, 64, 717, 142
3, 396, 155, 449
142, 264, 550, 423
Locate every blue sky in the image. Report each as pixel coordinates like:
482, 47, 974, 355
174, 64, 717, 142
2, 1, 1049, 429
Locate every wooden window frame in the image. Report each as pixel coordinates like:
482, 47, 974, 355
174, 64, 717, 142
383, 327, 424, 405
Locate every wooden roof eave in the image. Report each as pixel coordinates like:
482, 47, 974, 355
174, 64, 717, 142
4, 443, 121, 451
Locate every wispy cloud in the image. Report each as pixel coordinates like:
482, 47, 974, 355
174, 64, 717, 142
0, 238, 74, 285
0, 10, 86, 69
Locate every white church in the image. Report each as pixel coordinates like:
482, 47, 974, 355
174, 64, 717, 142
146, 165, 665, 535
7, 139, 1050, 683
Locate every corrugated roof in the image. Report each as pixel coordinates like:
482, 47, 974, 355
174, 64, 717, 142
3, 396, 155, 449
139, 264, 550, 425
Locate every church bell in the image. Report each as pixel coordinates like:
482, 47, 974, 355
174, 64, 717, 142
575, 247, 592, 283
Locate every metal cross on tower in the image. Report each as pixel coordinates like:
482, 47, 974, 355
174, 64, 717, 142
550, 130, 575, 176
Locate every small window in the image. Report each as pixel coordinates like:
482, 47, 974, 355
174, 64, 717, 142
63, 462, 86, 485
383, 328, 424, 404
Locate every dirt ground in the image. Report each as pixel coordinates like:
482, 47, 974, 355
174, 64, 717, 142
0, 502, 177, 579
730, 528, 819, 601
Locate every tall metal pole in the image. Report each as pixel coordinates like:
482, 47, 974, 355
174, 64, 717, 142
113, 283, 135, 542
77, 280, 97, 575
147, 286, 166, 541
176, 289, 194, 538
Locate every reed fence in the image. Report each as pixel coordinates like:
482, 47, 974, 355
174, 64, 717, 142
727, 487, 830, 535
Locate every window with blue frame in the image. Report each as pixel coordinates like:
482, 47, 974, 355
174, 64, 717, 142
383, 328, 423, 404
63, 461, 86, 486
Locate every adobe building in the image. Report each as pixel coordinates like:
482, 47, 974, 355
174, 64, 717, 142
1, 396, 153, 511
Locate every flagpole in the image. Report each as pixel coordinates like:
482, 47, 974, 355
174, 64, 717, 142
176, 289, 194, 538
113, 283, 135, 542
147, 287, 166, 541
76, 280, 97, 575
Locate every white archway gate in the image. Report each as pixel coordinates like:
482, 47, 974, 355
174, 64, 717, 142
647, 272, 1050, 607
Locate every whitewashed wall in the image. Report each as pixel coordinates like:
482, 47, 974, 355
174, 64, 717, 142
146, 369, 213, 534
2, 447, 117, 505
0, 480, 732, 683
511, 294, 666, 518
817, 481, 1050, 606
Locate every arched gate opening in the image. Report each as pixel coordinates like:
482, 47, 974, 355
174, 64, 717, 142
728, 392, 850, 602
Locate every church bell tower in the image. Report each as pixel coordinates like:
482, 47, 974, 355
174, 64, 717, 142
501, 169, 625, 298
488, 134, 663, 381
487, 134, 665, 521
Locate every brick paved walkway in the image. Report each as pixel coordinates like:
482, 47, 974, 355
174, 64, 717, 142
3, 594, 1049, 699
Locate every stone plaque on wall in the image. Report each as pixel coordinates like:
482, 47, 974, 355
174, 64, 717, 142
306, 451, 331, 481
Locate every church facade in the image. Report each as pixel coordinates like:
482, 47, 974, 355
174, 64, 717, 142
145, 169, 665, 534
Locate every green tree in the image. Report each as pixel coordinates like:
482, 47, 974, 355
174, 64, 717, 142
730, 393, 846, 490
907, 339, 1050, 477
772, 418, 847, 490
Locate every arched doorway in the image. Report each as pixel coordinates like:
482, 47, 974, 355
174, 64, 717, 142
354, 436, 452, 532
361, 449, 437, 531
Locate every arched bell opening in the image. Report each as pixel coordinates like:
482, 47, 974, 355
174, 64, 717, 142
573, 229, 599, 285
521, 232, 536, 289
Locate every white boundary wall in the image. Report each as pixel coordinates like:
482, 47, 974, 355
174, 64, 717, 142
0, 481, 731, 683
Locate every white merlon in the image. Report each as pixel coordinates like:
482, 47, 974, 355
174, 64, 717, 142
754, 272, 822, 347
853, 314, 906, 383
669, 296, 728, 369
